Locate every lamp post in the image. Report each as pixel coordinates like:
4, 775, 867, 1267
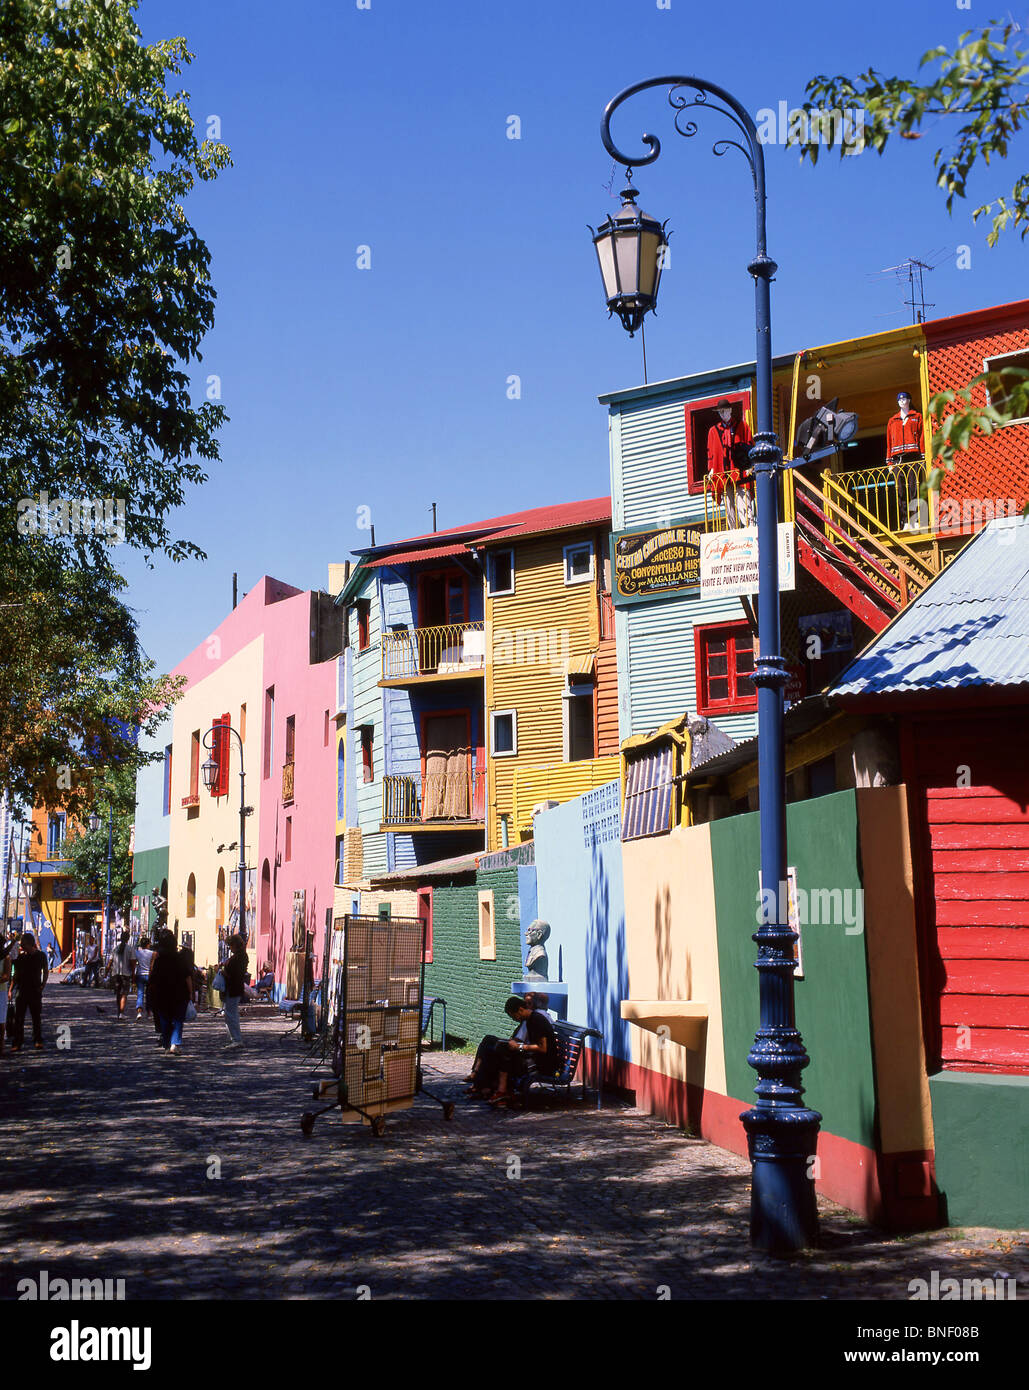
201, 724, 249, 952
593, 76, 821, 1252
89, 807, 114, 954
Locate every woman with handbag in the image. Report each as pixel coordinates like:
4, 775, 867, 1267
149, 929, 191, 1055
219, 934, 247, 1050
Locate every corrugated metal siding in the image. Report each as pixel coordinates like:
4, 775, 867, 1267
617, 396, 696, 528
351, 571, 384, 841
487, 531, 599, 847
625, 592, 759, 744
596, 638, 619, 755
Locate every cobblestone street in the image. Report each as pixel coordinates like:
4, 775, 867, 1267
1, 983, 1026, 1302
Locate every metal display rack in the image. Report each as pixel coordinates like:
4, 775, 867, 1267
301, 914, 453, 1138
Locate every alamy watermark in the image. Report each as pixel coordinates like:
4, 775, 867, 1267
756, 101, 865, 154
908, 1270, 1016, 1301
18, 1269, 125, 1300
17, 492, 126, 544
756, 881, 864, 935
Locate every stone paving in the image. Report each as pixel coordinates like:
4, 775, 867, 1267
1, 981, 1026, 1301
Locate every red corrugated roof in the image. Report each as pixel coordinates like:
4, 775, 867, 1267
363, 542, 471, 569
357, 496, 611, 567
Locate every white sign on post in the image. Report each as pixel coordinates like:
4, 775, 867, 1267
699, 524, 795, 598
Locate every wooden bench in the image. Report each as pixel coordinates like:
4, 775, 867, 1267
514, 1020, 603, 1108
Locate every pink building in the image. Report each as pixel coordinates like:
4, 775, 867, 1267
163, 576, 340, 986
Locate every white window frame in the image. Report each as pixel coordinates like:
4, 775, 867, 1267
983, 350, 1029, 425
490, 709, 518, 758
487, 548, 515, 597
562, 678, 595, 763
563, 540, 595, 587
477, 889, 496, 960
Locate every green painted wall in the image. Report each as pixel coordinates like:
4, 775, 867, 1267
132, 846, 168, 901
710, 790, 877, 1149
423, 867, 524, 1045
929, 1071, 1029, 1228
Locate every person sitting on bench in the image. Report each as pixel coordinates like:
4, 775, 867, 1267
254, 963, 275, 1001
465, 994, 558, 1107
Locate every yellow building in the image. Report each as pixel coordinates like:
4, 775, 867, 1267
481, 498, 620, 848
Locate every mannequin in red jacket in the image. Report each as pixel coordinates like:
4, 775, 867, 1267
886, 390, 924, 530
706, 399, 755, 525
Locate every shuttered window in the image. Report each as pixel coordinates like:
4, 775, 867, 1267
622, 744, 674, 840
695, 621, 757, 715
211, 713, 231, 797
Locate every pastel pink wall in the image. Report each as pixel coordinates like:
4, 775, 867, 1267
169, 576, 337, 979
254, 588, 337, 980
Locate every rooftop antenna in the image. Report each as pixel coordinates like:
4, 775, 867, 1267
431, 502, 437, 532
873, 252, 945, 324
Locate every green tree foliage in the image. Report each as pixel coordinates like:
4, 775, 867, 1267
792, 20, 1029, 476
0, 0, 228, 796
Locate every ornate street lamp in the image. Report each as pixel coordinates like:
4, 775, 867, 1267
590, 180, 669, 336
594, 76, 821, 1252
88, 808, 114, 951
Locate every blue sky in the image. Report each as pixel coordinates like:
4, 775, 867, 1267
128, 0, 1028, 672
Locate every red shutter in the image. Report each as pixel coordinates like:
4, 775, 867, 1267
212, 714, 231, 797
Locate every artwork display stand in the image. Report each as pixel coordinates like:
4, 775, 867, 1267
300, 914, 454, 1138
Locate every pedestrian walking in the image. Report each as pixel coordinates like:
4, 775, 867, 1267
149, 929, 191, 1055
108, 930, 136, 1020
0, 940, 12, 1056
82, 933, 101, 987
134, 936, 154, 1020
11, 932, 48, 1052
220, 934, 248, 1049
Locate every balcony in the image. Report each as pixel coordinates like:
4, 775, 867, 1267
382, 770, 485, 830
511, 756, 622, 837
282, 761, 295, 804
381, 622, 485, 685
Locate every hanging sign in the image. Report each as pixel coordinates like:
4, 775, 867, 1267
699, 524, 795, 598
610, 521, 702, 606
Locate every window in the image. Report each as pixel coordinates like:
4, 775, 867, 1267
323, 709, 330, 747
216, 868, 226, 927
186, 873, 196, 918
487, 548, 514, 596
563, 541, 594, 586
478, 890, 495, 960
189, 730, 201, 798
162, 745, 173, 816
684, 389, 752, 493
565, 679, 595, 762
239, 703, 247, 743
337, 738, 346, 820
360, 725, 374, 783
695, 621, 758, 715
335, 834, 346, 886
263, 687, 275, 779
378, 901, 392, 921
984, 349, 1029, 424
417, 887, 433, 964
491, 710, 517, 757
356, 599, 371, 651
285, 816, 293, 862
47, 813, 66, 857
285, 714, 296, 766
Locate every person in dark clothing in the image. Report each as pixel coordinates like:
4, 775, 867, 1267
221, 934, 247, 1048
149, 929, 191, 1054
466, 994, 558, 1106
11, 933, 48, 1051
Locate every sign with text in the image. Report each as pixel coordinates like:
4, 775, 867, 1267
699, 524, 795, 598
611, 521, 702, 606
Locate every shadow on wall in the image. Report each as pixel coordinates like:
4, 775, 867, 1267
586, 841, 629, 1059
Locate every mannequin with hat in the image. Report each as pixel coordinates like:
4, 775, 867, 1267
706, 398, 755, 525
886, 390, 924, 531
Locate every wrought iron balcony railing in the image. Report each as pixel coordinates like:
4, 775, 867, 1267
382, 770, 485, 826
381, 622, 485, 682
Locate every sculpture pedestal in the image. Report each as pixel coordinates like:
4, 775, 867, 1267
511, 979, 568, 1020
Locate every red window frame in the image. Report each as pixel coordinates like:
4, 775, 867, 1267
211, 713, 231, 797
417, 568, 469, 627
356, 600, 371, 651
189, 730, 201, 798
684, 389, 753, 494
417, 887, 433, 963
695, 621, 758, 715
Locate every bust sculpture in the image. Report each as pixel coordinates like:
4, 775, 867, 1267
525, 919, 551, 981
